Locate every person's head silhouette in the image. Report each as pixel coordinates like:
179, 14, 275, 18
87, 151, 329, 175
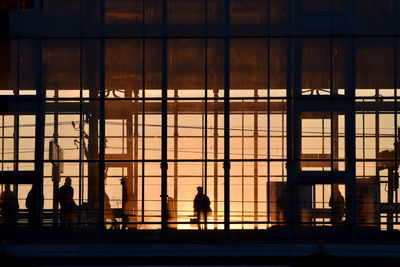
197, 186, 203, 194
65, 177, 72, 187
4, 184, 11, 191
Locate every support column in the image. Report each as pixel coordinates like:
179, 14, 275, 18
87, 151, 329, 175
213, 89, 219, 229
388, 168, 394, 230
173, 90, 178, 205
126, 96, 135, 228
254, 89, 259, 229
86, 44, 100, 225
160, 0, 168, 234
346, 37, 357, 239
223, 0, 230, 237
98, 0, 106, 235
172, 89, 178, 229
133, 89, 139, 228
52, 104, 60, 226
34, 31, 45, 237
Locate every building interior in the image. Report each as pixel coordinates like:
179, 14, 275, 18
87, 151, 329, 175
1, 0, 400, 246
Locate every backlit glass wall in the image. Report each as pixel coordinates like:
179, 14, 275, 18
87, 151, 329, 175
1, 0, 400, 240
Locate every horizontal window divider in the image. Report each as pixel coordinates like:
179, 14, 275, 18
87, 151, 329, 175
2, 34, 400, 39
4, 96, 400, 102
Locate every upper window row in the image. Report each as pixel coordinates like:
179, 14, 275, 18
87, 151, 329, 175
0, 0, 399, 37
1, 38, 400, 98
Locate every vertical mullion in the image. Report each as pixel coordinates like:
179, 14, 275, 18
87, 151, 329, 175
141, 0, 146, 224
267, 37, 271, 227
133, 92, 139, 227
1, 116, 4, 171
254, 89, 259, 229
14, 105, 19, 176
286, 0, 294, 238
98, 0, 106, 237
204, 0, 209, 196
241, 108, 244, 229
173, 90, 178, 217
161, 0, 168, 233
14, 0, 21, 199
367, 102, 370, 180
374, 101, 380, 226
52, 90, 60, 227
223, 0, 230, 236
322, 118, 325, 172
330, 37, 334, 172
213, 88, 219, 229
347, 5, 357, 236
79, 0, 84, 208
281, 102, 285, 177
394, 36, 398, 225
16, 1, 20, 95
312, 185, 316, 225
266, 0, 271, 227
34, 0, 45, 237
322, 185, 325, 224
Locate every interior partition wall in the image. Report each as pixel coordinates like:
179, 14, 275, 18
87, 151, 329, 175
0, 0, 400, 241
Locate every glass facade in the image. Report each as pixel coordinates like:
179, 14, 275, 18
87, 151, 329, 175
1, 0, 400, 241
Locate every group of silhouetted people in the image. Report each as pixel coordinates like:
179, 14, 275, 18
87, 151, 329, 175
0, 177, 120, 228
0, 177, 75, 227
1, 181, 347, 229
0, 184, 19, 224
0, 184, 43, 226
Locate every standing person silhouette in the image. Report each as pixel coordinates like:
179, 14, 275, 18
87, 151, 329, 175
193, 186, 211, 230
56, 177, 76, 228
25, 184, 44, 227
277, 187, 287, 223
0, 184, 19, 224
329, 187, 345, 226
104, 192, 117, 229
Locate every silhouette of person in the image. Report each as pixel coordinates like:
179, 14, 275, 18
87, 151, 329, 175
104, 192, 117, 229
0, 184, 19, 224
277, 187, 287, 223
193, 186, 211, 230
56, 177, 76, 228
25, 184, 44, 227
329, 188, 345, 226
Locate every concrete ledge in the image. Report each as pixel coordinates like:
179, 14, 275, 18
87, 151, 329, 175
4, 242, 400, 259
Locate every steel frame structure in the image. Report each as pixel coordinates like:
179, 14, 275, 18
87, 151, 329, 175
0, 0, 400, 242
